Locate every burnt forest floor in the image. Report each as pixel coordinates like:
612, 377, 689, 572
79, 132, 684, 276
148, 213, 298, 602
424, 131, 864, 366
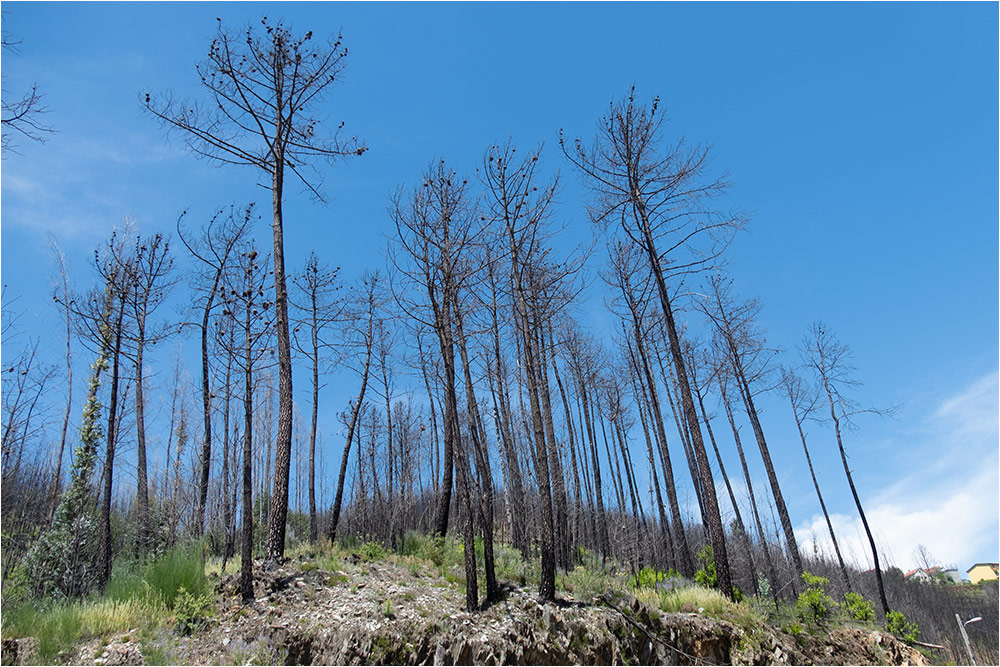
2, 535, 939, 666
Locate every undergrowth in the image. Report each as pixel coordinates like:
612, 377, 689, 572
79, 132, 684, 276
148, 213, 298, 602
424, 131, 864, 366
1, 542, 208, 664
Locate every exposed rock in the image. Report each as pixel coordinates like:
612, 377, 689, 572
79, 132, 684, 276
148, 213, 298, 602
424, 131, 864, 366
1, 637, 37, 666
167, 557, 929, 665
75, 638, 145, 666
11, 555, 929, 666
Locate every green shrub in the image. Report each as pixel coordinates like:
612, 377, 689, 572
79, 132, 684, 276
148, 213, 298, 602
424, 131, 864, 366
173, 586, 214, 635
785, 621, 804, 636
493, 543, 530, 585
756, 573, 772, 601
22, 350, 108, 601
629, 566, 680, 590
359, 541, 386, 563
885, 610, 919, 643
561, 565, 614, 601
843, 591, 876, 622
381, 597, 395, 619
795, 572, 836, 625
694, 545, 717, 589
21, 505, 100, 600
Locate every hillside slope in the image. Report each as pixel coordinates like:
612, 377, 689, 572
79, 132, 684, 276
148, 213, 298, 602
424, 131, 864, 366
55, 550, 930, 666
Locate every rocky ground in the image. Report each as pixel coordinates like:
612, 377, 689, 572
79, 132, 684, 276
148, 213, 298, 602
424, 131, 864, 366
27, 550, 931, 666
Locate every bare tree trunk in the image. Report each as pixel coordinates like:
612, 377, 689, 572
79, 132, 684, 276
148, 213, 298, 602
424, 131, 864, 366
550, 339, 585, 560
536, 325, 569, 570
632, 325, 693, 576
135, 336, 150, 555
452, 294, 499, 603
735, 371, 803, 583
645, 251, 732, 597
655, 343, 707, 530
222, 337, 235, 564
328, 357, 370, 542
99, 299, 125, 590
418, 334, 441, 500
625, 339, 675, 567
267, 152, 294, 561
783, 374, 851, 593
690, 354, 758, 595
808, 324, 890, 617
718, 376, 780, 603
50, 244, 73, 516
308, 285, 320, 542
240, 313, 254, 603
518, 306, 556, 601
197, 283, 215, 535
577, 376, 611, 559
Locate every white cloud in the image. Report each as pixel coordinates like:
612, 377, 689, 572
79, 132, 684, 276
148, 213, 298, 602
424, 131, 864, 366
795, 372, 999, 573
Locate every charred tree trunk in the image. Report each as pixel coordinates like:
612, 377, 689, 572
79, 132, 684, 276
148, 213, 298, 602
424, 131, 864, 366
98, 298, 125, 590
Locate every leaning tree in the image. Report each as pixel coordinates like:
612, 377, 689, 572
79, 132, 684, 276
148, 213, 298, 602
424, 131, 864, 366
563, 89, 744, 599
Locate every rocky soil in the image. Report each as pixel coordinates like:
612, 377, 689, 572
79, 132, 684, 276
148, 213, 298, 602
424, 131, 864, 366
56, 553, 930, 666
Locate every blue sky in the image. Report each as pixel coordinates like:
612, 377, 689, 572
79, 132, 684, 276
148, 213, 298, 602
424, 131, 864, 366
2, 2, 997, 572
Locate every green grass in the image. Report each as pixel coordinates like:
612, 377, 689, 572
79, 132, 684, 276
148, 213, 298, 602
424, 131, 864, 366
1, 542, 209, 664
558, 564, 620, 601
2, 596, 166, 665
141, 545, 208, 608
204, 555, 241, 578
634, 581, 764, 627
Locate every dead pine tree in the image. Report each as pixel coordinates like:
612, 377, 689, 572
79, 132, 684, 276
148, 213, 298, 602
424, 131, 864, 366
291, 251, 342, 543
328, 272, 378, 542
802, 322, 894, 618
146, 17, 367, 561
219, 244, 276, 603
390, 160, 484, 611
47, 236, 74, 515
177, 205, 253, 536
563, 89, 744, 599
605, 240, 694, 576
480, 141, 583, 601
780, 365, 851, 593
698, 275, 804, 585
121, 232, 176, 556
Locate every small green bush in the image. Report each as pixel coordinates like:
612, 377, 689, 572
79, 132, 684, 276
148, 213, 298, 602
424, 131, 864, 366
795, 572, 836, 625
561, 565, 614, 601
694, 545, 717, 589
381, 597, 395, 619
173, 585, 214, 635
843, 591, 876, 622
359, 541, 387, 563
786, 621, 804, 635
885, 610, 920, 643
629, 566, 680, 590
493, 543, 530, 585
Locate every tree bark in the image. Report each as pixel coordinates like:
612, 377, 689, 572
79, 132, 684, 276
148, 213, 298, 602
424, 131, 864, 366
643, 235, 733, 598
266, 146, 294, 561
98, 298, 125, 590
